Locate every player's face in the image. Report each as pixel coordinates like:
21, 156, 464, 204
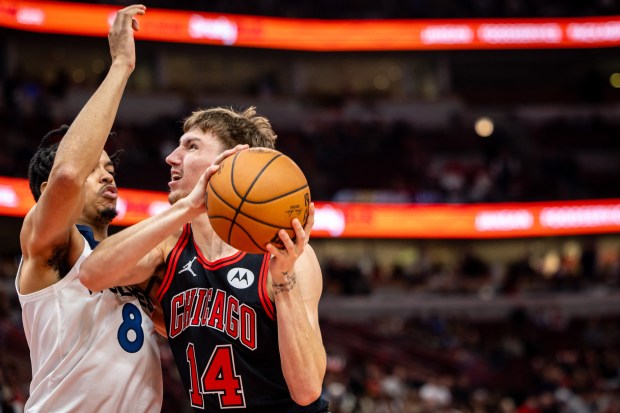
80, 151, 118, 226
166, 128, 225, 205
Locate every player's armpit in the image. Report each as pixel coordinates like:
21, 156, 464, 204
151, 304, 168, 337
137, 267, 168, 337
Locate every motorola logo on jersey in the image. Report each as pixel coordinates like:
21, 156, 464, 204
227, 268, 255, 289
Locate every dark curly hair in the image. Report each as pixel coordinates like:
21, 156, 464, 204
27, 125, 122, 201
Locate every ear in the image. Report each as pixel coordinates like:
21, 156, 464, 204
39, 181, 48, 195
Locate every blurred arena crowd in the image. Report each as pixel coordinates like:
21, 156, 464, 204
1, 81, 619, 204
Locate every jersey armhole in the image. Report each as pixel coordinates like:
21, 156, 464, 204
156, 224, 192, 302
258, 253, 276, 320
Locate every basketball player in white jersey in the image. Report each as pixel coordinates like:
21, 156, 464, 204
15, 5, 162, 412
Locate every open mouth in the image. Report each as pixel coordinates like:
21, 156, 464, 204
169, 171, 182, 186
101, 185, 118, 199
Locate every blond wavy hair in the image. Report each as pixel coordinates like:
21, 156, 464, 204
183, 106, 277, 149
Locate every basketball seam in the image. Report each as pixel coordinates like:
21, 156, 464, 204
232, 186, 309, 228
207, 181, 239, 214
211, 215, 268, 253
211, 186, 309, 228
228, 152, 283, 244
240, 184, 309, 204
209, 214, 293, 231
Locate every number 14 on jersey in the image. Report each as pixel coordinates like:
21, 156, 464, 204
186, 343, 246, 409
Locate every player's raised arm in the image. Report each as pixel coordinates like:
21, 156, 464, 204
19, 5, 146, 296
21, 5, 145, 257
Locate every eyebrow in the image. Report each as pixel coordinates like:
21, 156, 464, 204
179, 136, 201, 146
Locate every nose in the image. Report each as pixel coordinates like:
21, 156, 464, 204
166, 146, 181, 166
101, 168, 114, 184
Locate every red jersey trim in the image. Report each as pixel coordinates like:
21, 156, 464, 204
157, 223, 191, 302
258, 254, 276, 320
194, 237, 246, 270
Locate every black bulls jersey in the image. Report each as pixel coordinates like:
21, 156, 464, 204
158, 224, 329, 413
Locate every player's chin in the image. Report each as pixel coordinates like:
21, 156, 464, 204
168, 190, 187, 205
97, 207, 118, 225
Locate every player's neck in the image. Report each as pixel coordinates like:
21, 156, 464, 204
76, 220, 108, 242
191, 215, 239, 262
91, 227, 108, 241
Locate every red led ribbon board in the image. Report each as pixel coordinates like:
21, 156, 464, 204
1, 0, 620, 50
2, 177, 619, 238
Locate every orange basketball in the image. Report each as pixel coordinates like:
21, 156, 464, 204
205, 147, 311, 254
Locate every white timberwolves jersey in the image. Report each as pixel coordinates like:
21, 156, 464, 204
16, 237, 162, 413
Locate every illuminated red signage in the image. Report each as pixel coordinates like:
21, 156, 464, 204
1, 0, 620, 50
2, 177, 619, 238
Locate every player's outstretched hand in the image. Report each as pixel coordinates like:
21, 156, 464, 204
109, 4, 146, 71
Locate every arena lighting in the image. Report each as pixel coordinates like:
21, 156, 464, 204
1, 177, 620, 239
474, 117, 494, 137
2, 0, 620, 50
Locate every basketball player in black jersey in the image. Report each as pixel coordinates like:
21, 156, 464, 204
80, 107, 329, 412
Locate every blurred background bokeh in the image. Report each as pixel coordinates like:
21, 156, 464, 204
1, 1, 620, 412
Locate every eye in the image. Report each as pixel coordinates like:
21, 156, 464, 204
106, 169, 116, 177
189, 143, 198, 150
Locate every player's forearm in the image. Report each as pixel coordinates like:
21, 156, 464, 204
29, 63, 135, 249
52, 62, 132, 181
275, 288, 326, 406
80, 198, 199, 290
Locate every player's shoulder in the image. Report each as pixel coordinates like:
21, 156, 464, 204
18, 222, 85, 294
160, 227, 187, 256
19, 205, 39, 253
20, 207, 82, 259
